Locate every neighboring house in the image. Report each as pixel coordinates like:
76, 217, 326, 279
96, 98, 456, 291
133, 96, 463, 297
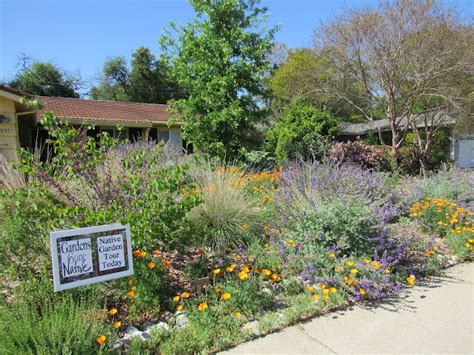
0, 85, 184, 162
339, 114, 474, 168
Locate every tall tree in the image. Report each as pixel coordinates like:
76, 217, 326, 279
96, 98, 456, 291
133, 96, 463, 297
8, 55, 80, 97
161, 0, 279, 157
90, 57, 129, 101
90, 48, 184, 103
128, 47, 185, 103
315, 0, 473, 163
270, 48, 364, 119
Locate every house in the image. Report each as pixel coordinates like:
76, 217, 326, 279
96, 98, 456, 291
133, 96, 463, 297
0, 85, 184, 162
339, 114, 474, 168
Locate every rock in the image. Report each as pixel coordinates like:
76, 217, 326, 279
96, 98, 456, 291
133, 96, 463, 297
142, 321, 154, 330
447, 255, 459, 266
242, 320, 261, 336
146, 321, 170, 333
175, 313, 189, 328
112, 339, 128, 351
123, 326, 150, 342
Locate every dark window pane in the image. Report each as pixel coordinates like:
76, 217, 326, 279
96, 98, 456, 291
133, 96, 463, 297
158, 130, 169, 143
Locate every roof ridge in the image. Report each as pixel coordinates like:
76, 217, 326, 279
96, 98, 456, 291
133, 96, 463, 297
36, 95, 170, 107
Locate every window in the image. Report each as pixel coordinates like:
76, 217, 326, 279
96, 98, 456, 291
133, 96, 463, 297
158, 130, 170, 143
100, 128, 128, 141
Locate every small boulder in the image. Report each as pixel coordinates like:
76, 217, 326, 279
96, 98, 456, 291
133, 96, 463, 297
242, 320, 261, 336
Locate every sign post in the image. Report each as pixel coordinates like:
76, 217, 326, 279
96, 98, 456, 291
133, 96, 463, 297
50, 223, 134, 291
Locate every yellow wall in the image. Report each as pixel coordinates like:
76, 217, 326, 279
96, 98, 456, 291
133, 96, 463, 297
0, 96, 19, 162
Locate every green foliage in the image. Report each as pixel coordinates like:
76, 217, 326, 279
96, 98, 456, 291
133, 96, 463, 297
446, 230, 474, 261
265, 102, 338, 162
12, 112, 199, 249
8, 57, 79, 97
120, 254, 171, 319
185, 166, 264, 251
270, 49, 359, 119
90, 47, 184, 103
161, 0, 279, 157
0, 296, 111, 354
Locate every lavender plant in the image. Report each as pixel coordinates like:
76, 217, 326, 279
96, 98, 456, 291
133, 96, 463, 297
275, 161, 399, 257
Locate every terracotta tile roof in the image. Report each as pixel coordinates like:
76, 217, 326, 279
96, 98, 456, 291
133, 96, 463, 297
36, 96, 173, 124
0, 84, 34, 98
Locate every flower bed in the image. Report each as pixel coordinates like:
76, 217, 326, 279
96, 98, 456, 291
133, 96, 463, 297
0, 115, 473, 353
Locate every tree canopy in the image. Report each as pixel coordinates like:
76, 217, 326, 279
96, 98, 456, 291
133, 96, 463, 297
8, 56, 80, 97
161, 0, 279, 158
90, 47, 184, 104
314, 0, 473, 159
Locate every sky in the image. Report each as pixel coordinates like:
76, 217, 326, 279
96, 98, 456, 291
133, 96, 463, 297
1, 0, 472, 95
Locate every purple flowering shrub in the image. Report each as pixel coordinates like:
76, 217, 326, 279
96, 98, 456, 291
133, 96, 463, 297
274, 161, 399, 257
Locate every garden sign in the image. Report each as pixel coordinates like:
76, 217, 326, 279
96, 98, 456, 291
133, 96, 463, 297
50, 223, 133, 291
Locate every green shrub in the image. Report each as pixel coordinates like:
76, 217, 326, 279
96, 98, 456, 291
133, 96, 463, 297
265, 102, 337, 162
0, 296, 112, 354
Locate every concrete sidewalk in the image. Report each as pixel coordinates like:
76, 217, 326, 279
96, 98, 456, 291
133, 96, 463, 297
223, 263, 474, 355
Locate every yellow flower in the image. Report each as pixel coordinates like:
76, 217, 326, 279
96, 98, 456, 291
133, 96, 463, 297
242, 224, 249, 230
127, 290, 136, 298
176, 305, 184, 311
139, 251, 147, 258
163, 260, 171, 269
350, 268, 359, 274
214, 287, 221, 293
323, 288, 329, 295
113, 321, 121, 329
173, 295, 181, 302
328, 252, 335, 259
213, 268, 221, 275
464, 243, 470, 248
262, 268, 271, 276
108, 308, 118, 316
346, 261, 354, 267
147, 262, 155, 269
226, 266, 235, 273
181, 292, 190, 299
239, 271, 249, 280
406, 276, 416, 286
319, 283, 326, 289
363, 258, 370, 264
312, 294, 319, 301
152, 249, 161, 255
132, 250, 141, 257
96, 335, 106, 345
371, 261, 381, 269
287, 239, 294, 244
264, 243, 270, 248
359, 288, 366, 296
323, 294, 330, 300
234, 311, 241, 318
383, 268, 390, 274
271, 274, 282, 282
329, 287, 337, 293
220, 293, 231, 300
241, 266, 251, 273
198, 303, 208, 311
307, 286, 314, 292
